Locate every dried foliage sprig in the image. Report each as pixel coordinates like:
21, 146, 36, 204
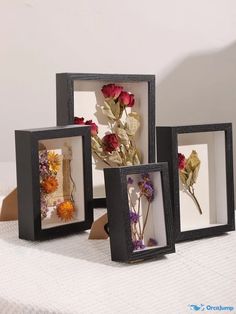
74, 83, 141, 167
178, 150, 202, 215
127, 174, 157, 251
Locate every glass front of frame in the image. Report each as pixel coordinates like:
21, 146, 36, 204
38, 136, 85, 230
177, 131, 228, 232
73, 80, 149, 198
126, 171, 167, 252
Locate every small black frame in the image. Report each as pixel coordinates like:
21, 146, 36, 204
15, 125, 93, 240
156, 123, 235, 242
56, 73, 156, 208
104, 163, 175, 262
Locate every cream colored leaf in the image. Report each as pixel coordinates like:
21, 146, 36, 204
110, 99, 120, 119
125, 112, 141, 136
117, 128, 130, 145
101, 101, 116, 120
108, 151, 123, 165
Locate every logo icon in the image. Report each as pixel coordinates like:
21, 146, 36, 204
189, 304, 205, 311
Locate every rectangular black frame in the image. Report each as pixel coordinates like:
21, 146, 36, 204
104, 163, 175, 262
56, 73, 156, 208
15, 125, 93, 240
156, 123, 235, 242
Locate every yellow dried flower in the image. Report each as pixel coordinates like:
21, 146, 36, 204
48, 151, 60, 174
56, 200, 75, 221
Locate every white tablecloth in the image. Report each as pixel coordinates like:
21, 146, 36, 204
0, 212, 235, 314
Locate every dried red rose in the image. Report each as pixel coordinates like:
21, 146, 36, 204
178, 153, 186, 170
102, 133, 120, 153
101, 84, 123, 99
85, 120, 98, 136
74, 117, 85, 125
118, 91, 135, 107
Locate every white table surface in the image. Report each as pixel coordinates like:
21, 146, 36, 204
0, 210, 235, 314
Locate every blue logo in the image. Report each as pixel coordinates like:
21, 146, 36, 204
188, 304, 234, 312
189, 304, 205, 311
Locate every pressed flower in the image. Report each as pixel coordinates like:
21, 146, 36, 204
102, 133, 120, 153
47, 151, 60, 174
56, 200, 75, 221
147, 238, 158, 247
127, 177, 134, 185
101, 84, 123, 99
129, 210, 140, 224
39, 151, 49, 177
138, 180, 154, 202
178, 153, 186, 170
85, 120, 99, 136
41, 176, 58, 194
133, 240, 145, 250
74, 117, 85, 125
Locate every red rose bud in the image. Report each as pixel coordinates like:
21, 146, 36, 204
101, 84, 123, 99
178, 153, 186, 170
102, 133, 120, 153
118, 91, 135, 107
74, 117, 85, 125
127, 93, 135, 107
85, 120, 98, 136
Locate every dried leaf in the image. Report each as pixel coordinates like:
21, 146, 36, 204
108, 151, 123, 165
109, 99, 120, 120
117, 128, 130, 145
91, 137, 103, 153
101, 101, 116, 120
125, 112, 140, 136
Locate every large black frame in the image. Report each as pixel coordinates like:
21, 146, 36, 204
156, 123, 235, 242
104, 163, 175, 262
15, 125, 93, 241
56, 73, 156, 208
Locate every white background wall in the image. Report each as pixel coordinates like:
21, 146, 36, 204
0, 0, 236, 192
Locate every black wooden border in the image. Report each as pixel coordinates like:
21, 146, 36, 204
104, 163, 175, 262
15, 125, 93, 241
156, 123, 235, 242
56, 73, 156, 208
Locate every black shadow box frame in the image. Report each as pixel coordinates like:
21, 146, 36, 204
104, 163, 175, 263
15, 125, 93, 241
56, 73, 156, 209
156, 123, 235, 242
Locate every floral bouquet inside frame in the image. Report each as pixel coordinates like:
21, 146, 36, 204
74, 83, 142, 167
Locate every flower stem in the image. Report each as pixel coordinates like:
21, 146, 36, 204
141, 201, 151, 238
187, 186, 203, 215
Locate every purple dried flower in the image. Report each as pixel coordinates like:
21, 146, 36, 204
127, 177, 134, 185
40, 194, 48, 219
129, 210, 140, 224
142, 173, 150, 180
138, 178, 155, 202
133, 240, 145, 250
148, 238, 158, 247
39, 151, 49, 177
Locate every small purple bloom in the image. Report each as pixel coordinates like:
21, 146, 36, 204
142, 173, 150, 180
39, 151, 49, 177
127, 177, 134, 185
129, 210, 140, 224
133, 240, 145, 250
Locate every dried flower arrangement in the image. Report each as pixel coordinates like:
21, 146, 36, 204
127, 173, 157, 251
178, 150, 202, 214
74, 83, 141, 167
39, 149, 76, 222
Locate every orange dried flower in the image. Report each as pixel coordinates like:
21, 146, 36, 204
41, 176, 58, 194
56, 201, 75, 221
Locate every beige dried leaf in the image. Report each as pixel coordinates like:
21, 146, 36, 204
108, 151, 123, 165
101, 101, 116, 120
117, 128, 130, 145
125, 112, 140, 136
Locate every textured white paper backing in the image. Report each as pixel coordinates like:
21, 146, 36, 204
0, 210, 235, 314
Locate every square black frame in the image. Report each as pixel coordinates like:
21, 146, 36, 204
56, 73, 156, 208
15, 125, 93, 241
104, 163, 175, 262
156, 123, 235, 242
